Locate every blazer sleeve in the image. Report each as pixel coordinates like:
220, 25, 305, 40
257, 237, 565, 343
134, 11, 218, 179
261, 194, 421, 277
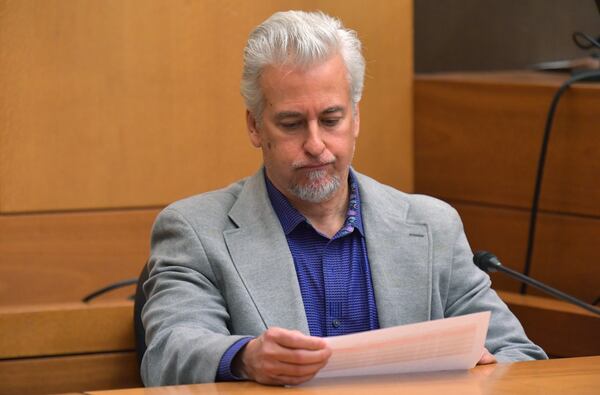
443, 208, 548, 362
140, 207, 247, 386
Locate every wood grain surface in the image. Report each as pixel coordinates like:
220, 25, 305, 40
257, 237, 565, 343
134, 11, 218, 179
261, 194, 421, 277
454, 202, 600, 304
1, 296, 595, 395
0, 0, 413, 213
415, 71, 600, 217
498, 291, 600, 357
0, 209, 158, 306
0, 301, 134, 359
414, 71, 600, 360
84, 357, 600, 395
0, 352, 140, 395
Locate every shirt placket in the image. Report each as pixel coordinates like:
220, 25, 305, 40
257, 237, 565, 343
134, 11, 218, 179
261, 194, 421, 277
322, 237, 348, 336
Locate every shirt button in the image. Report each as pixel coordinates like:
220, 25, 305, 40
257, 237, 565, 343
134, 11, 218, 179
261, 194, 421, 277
332, 319, 341, 328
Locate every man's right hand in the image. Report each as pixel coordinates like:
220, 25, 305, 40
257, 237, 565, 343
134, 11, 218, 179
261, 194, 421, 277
233, 327, 332, 386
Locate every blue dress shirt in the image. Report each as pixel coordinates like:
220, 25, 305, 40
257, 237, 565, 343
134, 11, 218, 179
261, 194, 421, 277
216, 170, 379, 380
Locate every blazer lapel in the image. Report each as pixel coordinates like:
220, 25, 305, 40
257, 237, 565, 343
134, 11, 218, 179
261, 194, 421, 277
224, 171, 310, 335
358, 173, 432, 328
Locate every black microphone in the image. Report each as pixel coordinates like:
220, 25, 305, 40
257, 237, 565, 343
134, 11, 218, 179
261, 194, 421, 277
473, 251, 600, 316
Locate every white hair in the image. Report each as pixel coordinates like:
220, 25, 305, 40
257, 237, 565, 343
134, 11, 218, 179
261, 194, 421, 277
241, 10, 365, 120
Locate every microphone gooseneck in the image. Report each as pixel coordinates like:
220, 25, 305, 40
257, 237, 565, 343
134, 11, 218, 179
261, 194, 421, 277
473, 251, 600, 316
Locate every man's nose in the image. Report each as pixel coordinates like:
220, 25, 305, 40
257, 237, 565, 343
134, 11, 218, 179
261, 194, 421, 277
303, 122, 326, 156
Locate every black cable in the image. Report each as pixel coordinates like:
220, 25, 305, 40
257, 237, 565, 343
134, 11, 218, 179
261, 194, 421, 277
594, 296, 600, 306
521, 70, 600, 295
82, 278, 137, 303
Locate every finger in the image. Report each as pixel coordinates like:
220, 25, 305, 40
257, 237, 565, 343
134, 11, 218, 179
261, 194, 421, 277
477, 348, 497, 365
265, 327, 328, 350
251, 349, 329, 377
275, 346, 332, 365
259, 332, 331, 364
273, 358, 330, 377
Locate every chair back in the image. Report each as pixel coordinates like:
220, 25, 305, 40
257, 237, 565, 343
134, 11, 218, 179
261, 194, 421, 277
133, 262, 150, 368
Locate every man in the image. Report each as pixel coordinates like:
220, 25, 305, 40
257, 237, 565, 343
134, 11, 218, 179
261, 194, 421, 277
141, 10, 546, 387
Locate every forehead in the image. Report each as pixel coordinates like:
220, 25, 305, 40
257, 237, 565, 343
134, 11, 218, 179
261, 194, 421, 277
259, 54, 351, 113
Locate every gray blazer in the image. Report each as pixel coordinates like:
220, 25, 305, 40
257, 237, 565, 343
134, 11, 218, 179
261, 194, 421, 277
141, 170, 546, 386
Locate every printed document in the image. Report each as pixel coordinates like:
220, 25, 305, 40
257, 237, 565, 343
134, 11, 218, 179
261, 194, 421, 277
316, 311, 490, 379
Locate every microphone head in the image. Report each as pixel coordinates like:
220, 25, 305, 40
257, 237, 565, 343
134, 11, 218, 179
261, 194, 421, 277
473, 251, 501, 272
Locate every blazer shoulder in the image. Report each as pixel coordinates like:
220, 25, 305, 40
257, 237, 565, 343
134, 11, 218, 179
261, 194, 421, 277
155, 177, 248, 229
405, 194, 459, 223
355, 171, 459, 226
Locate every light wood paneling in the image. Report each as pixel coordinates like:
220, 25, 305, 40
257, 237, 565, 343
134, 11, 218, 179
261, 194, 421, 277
323, 0, 414, 190
0, 209, 157, 306
0, 301, 133, 359
454, 202, 600, 304
0, 352, 140, 395
415, 71, 600, 217
453, 203, 529, 293
0, 0, 413, 213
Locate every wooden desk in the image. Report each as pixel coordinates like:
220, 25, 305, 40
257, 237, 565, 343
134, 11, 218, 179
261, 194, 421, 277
86, 356, 600, 395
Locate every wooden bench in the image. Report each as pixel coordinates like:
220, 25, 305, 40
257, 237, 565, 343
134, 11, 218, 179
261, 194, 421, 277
0, 301, 140, 395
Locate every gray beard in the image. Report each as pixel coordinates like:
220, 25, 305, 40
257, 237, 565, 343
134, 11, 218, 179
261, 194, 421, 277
288, 169, 341, 203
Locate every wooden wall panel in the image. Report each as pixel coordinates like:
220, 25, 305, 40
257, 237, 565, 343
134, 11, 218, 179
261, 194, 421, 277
454, 202, 600, 304
325, 0, 414, 190
415, 72, 600, 217
415, 72, 600, 298
0, 209, 158, 306
452, 203, 529, 293
0, 0, 413, 213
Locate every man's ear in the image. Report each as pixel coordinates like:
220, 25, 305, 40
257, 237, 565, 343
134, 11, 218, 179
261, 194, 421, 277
246, 110, 262, 148
352, 104, 360, 138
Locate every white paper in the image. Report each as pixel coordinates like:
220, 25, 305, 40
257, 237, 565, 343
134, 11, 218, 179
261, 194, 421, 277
315, 311, 490, 379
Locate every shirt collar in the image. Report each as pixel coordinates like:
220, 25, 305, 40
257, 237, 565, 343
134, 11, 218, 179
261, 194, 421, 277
265, 168, 365, 236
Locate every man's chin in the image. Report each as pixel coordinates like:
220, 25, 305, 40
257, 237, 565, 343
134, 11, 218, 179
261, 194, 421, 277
289, 175, 341, 203
296, 174, 333, 192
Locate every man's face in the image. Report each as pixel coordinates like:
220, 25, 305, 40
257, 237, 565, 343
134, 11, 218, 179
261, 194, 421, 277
247, 54, 360, 204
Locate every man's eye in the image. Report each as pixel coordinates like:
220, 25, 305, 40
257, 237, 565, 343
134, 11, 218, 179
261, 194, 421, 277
280, 121, 302, 130
321, 118, 340, 127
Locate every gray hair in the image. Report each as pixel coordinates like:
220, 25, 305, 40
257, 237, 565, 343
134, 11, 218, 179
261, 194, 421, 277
241, 10, 365, 120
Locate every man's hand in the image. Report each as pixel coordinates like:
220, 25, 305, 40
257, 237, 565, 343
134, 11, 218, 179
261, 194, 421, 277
477, 347, 497, 365
233, 327, 332, 385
